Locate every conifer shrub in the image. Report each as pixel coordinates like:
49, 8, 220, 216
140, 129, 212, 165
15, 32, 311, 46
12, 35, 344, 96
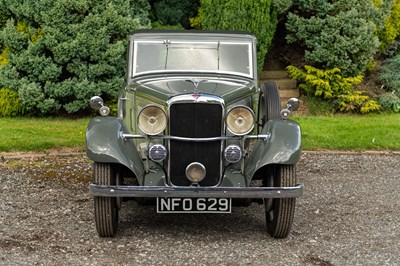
378, 92, 400, 112
287, 65, 380, 113
286, 0, 390, 76
379, 54, 400, 96
0, 0, 149, 115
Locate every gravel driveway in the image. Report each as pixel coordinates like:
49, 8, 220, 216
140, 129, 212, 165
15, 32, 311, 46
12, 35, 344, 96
0, 152, 399, 265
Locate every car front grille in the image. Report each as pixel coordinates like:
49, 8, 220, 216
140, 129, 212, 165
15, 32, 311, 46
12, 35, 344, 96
169, 103, 222, 186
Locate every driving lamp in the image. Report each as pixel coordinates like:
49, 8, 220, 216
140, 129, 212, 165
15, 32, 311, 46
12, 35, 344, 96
225, 106, 255, 135
185, 162, 206, 183
138, 105, 167, 135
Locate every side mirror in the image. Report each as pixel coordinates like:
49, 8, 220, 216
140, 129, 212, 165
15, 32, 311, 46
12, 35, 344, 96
280, 98, 300, 120
287, 98, 300, 112
90, 96, 110, 116
90, 96, 104, 110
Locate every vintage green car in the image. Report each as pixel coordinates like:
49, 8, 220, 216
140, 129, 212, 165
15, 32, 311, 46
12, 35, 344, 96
87, 30, 303, 238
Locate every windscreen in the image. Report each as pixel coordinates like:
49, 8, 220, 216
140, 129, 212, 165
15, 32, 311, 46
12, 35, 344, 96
133, 40, 252, 78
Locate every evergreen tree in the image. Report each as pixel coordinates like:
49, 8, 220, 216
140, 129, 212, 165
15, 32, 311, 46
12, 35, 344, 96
199, 0, 278, 72
286, 0, 392, 76
0, 0, 149, 115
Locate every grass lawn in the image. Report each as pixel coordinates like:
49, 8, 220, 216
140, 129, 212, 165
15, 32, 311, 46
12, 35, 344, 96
0, 117, 89, 152
0, 114, 399, 152
293, 114, 400, 151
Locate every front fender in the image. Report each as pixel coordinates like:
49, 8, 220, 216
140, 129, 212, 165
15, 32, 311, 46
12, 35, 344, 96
245, 119, 301, 182
86, 116, 145, 183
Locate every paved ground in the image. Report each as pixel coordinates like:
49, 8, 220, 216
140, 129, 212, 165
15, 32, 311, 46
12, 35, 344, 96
0, 152, 399, 265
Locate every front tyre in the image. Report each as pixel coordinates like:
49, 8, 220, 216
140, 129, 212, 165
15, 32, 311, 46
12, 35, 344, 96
264, 164, 296, 238
93, 162, 119, 237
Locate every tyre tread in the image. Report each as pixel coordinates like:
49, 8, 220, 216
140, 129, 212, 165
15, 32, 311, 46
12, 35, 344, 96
93, 163, 118, 237
266, 165, 297, 238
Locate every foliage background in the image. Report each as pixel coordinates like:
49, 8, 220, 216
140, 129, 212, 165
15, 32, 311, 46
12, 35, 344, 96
377, 0, 400, 52
150, 0, 199, 28
198, 0, 277, 72
286, 65, 380, 113
285, 0, 392, 76
0, 0, 400, 116
0, 0, 148, 115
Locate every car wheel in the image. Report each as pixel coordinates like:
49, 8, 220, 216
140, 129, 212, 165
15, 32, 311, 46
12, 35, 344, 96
93, 162, 119, 237
264, 164, 296, 238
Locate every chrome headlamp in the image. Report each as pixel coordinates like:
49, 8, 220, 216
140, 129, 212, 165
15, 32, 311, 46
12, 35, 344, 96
225, 106, 255, 136
138, 105, 167, 135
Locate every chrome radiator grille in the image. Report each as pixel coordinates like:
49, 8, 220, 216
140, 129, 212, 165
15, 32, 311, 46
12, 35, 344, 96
169, 103, 222, 186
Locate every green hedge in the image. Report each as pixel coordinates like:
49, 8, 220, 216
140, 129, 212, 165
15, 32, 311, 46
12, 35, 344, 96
198, 0, 277, 72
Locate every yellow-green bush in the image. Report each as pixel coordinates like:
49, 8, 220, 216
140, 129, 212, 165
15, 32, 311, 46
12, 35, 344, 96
377, 0, 400, 52
0, 88, 23, 117
189, 8, 202, 29
287, 65, 380, 113
338, 92, 381, 113
0, 47, 9, 66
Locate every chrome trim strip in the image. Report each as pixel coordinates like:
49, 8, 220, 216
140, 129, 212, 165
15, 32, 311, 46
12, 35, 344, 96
89, 184, 304, 198
242, 134, 271, 140
131, 41, 253, 79
128, 41, 134, 78
121, 133, 271, 142
133, 69, 252, 79
166, 94, 225, 106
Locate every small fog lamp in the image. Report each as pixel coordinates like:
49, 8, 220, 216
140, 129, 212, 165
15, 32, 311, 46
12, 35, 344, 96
185, 162, 206, 183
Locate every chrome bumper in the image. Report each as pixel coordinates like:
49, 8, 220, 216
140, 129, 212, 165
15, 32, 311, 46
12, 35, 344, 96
89, 184, 304, 198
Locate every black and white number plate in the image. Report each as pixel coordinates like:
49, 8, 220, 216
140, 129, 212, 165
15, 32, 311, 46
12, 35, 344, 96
157, 198, 232, 213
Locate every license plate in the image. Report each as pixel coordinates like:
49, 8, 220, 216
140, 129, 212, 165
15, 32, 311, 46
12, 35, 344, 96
157, 198, 232, 213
